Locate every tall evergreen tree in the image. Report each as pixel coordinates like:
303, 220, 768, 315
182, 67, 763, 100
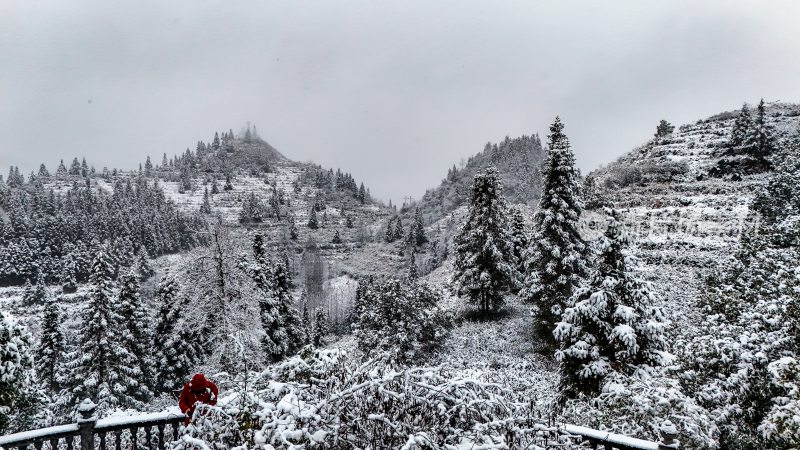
312, 308, 328, 347
69, 249, 141, 411
36, 296, 65, 394
152, 275, 198, 392
411, 207, 427, 246
508, 206, 528, 280
0, 312, 42, 434
522, 117, 587, 349
307, 208, 319, 229
451, 166, 518, 315
117, 269, 153, 401
747, 98, 777, 164
729, 103, 753, 150
554, 210, 667, 400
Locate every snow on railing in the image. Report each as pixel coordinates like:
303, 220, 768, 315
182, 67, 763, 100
0, 399, 184, 450
0, 398, 680, 450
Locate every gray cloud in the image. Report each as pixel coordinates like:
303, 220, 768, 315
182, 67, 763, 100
1, 0, 799, 204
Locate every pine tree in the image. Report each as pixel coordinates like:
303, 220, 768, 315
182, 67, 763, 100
412, 207, 427, 246
69, 249, 141, 411
287, 213, 299, 240
301, 300, 311, 345
200, 187, 212, 214
554, 209, 667, 400
36, 296, 65, 393
358, 183, 367, 204
134, 248, 155, 281
307, 208, 319, 229
312, 308, 328, 347
0, 312, 42, 434
272, 261, 305, 355
522, 117, 587, 349
69, 158, 81, 176
56, 159, 67, 176
385, 217, 396, 242
152, 275, 197, 392
144, 156, 153, 175
38, 164, 50, 178
21, 278, 34, 305
224, 173, 233, 191
508, 206, 528, 279
747, 98, 777, 164
61, 257, 78, 293
451, 166, 518, 315
729, 103, 753, 150
117, 269, 153, 401
654, 119, 675, 138
332, 229, 342, 244
407, 249, 418, 282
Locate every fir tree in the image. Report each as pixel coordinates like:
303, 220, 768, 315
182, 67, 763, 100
312, 308, 328, 347
307, 208, 319, 229
554, 209, 667, 400
69, 249, 141, 411
747, 98, 777, 163
385, 217, 397, 243
152, 275, 197, 392
200, 187, 212, 214
38, 164, 50, 178
301, 300, 311, 345
654, 119, 675, 138
0, 312, 42, 434
224, 173, 233, 191
407, 249, 418, 282
134, 248, 155, 281
508, 206, 528, 280
451, 167, 518, 315
61, 258, 78, 293
36, 296, 65, 394
729, 103, 753, 150
411, 207, 427, 246
522, 117, 587, 349
117, 269, 154, 401
56, 159, 67, 176
144, 156, 153, 175
288, 213, 299, 240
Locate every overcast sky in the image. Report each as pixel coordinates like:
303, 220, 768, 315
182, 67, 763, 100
2, 1, 799, 204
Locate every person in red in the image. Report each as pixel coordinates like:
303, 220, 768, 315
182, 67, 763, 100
178, 373, 219, 425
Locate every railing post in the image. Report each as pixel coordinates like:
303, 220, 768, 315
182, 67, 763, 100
658, 420, 679, 449
77, 399, 97, 450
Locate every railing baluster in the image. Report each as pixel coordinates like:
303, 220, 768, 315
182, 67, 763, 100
156, 424, 165, 450
145, 426, 153, 450
170, 423, 179, 441
114, 431, 121, 450
49, 438, 59, 450
98, 432, 106, 450
130, 427, 138, 450
65, 435, 74, 450
34, 440, 44, 450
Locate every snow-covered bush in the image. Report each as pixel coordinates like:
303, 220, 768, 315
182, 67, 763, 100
175, 348, 579, 450
560, 370, 718, 449
353, 277, 452, 363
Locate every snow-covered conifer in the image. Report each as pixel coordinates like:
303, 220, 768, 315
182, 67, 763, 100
451, 166, 518, 315
69, 249, 141, 411
36, 295, 65, 394
554, 209, 667, 400
522, 117, 587, 349
117, 269, 154, 401
0, 312, 42, 433
312, 308, 328, 347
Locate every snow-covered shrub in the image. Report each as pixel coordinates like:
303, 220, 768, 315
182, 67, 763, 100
559, 370, 718, 449
353, 277, 452, 363
171, 404, 247, 450
174, 349, 580, 450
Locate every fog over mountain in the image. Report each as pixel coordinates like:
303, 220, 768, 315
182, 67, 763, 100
2, 0, 800, 204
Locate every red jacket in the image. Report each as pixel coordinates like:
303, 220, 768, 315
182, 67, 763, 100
179, 373, 218, 421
